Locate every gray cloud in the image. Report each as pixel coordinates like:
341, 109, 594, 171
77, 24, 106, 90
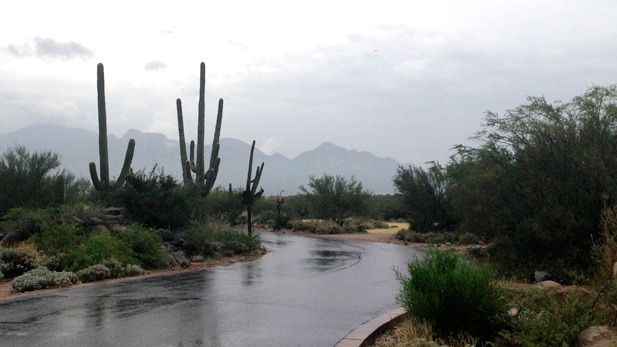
7, 37, 93, 60
33, 37, 93, 59
144, 60, 166, 71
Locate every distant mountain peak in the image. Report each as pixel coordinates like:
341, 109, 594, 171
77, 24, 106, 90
0, 124, 402, 195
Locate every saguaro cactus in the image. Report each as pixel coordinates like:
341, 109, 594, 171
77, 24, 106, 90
242, 140, 264, 236
176, 62, 224, 196
89, 63, 136, 191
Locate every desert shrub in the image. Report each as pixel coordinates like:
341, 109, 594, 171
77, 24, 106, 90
64, 230, 135, 271
11, 267, 78, 293
0, 146, 64, 215
116, 224, 168, 269
458, 232, 480, 245
123, 264, 147, 277
106, 168, 197, 229
396, 248, 506, 339
342, 219, 369, 233
372, 221, 390, 229
501, 287, 600, 346
29, 222, 81, 256
396, 229, 428, 243
1, 207, 57, 244
76, 260, 146, 283
289, 220, 308, 231
186, 223, 225, 256
76, 264, 111, 283
0, 245, 40, 278
222, 231, 260, 255
186, 223, 260, 257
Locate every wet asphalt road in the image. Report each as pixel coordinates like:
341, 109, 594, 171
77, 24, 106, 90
0, 232, 422, 347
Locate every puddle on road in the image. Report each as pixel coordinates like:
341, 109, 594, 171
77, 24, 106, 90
300, 250, 362, 273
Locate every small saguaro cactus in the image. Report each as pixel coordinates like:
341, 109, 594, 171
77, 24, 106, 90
176, 62, 224, 196
89, 63, 136, 191
242, 140, 265, 236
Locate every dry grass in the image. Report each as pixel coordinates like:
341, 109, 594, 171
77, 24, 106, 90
372, 317, 477, 347
367, 222, 409, 235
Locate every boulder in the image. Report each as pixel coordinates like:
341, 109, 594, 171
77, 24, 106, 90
577, 326, 617, 347
534, 271, 551, 283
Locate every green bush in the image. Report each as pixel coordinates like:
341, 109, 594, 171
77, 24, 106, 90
29, 222, 81, 256
186, 223, 261, 257
76, 260, 147, 283
76, 264, 111, 282
11, 267, 78, 293
501, 287, 600, 346
458, 232, 480, 245
0, 246, 40, 279
222, 231, 261, 255
396, 230, 428, 243
64, 231, 135, 271
372, 221, 390, 229
105, 168, 197, 229
396, 248, 506, 339
116, 224, 169, 269
1, 207, 57, 244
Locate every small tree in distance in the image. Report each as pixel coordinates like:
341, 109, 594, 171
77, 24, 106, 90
299, 174, 370, 225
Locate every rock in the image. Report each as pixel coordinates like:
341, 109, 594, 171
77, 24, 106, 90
534, 271, 551, 283
180, 260, 191, 268
577, 326, 617, 347
155, 229, 174, 242
478, 240, 486, 245
508, 307, 520, 317
191, 255, 205, 262
445, 242, 453, 246
535, 280, 562, 291
110, 224, 126, 233
556, 286, 591, 305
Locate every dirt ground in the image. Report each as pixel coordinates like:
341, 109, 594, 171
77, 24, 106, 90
0, 248, 268, 301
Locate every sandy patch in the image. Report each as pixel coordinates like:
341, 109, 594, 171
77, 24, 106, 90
367, 222, 409, 235
0, 248, 268, 301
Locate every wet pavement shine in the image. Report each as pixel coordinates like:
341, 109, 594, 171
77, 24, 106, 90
0, 232, 423, 346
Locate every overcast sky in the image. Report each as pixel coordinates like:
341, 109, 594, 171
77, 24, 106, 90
1, 0, 616, 165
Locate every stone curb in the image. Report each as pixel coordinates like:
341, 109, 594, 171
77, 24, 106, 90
335, 307, 408, 347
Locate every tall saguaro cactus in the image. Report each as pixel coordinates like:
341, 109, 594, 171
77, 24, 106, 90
242, 140, 265, 236
176, 62, 224, 196
89, 63, 136, 191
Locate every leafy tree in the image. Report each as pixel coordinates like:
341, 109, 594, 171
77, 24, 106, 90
299, 174, 370, 225
0, 145, 64, 215
450, 85, 617, 280
393, 163, 454, 232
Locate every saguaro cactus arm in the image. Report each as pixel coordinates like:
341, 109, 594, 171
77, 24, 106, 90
176, 98, 192, 184
89, 63, 136, 191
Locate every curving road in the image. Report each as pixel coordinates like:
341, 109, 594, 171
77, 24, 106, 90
0, 232, 422, 346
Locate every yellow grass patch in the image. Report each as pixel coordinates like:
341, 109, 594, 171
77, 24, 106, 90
367, 222, 409, 235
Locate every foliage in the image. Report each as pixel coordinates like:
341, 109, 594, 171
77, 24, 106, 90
0, 146, 65, 215
367, 194, 407, 221
64, 230, 135, 271
76, 260, 146, 283
395, 248, 507, 339
11, 267, 78, 293
393, 163, 454, 232
105, 167, 198, 229
441, 85, 617, 280
116, 224, 169, 269
299, 174, 370, 225
0, 245, 40, 279
500, 286, 600, 346
186, 223, 260, 257
29, 222, 80, 256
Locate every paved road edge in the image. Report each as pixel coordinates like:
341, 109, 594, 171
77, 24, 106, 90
335, 307, 408, 347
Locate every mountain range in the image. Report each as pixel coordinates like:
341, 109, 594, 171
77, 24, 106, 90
0, 124, 402, 195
